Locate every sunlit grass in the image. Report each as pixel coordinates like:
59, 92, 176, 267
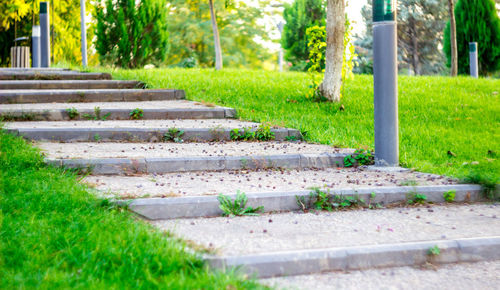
0, 132, 263, 288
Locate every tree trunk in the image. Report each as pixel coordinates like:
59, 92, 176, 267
409, 17, 421, 75
448, 0, 458, 76
209, 0, 223, 70
319, 0, 345, 102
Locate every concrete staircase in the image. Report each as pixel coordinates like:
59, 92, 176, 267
2, 68, 498, 286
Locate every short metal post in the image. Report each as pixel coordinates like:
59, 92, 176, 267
40, 2, 50, 67
32, 26, 41, 67
373, 0, 399, 167
80, 0, 88, 67
469, 42, 478, 78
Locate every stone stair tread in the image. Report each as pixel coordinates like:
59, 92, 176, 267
0, 88, 177, 94
84, 167, 454, 199
0, 88, 185, 104
0, 71, 111, 80
39, 141, 350, 159
0, 80, 142, 89
5, 119, 259, 129
262, 260, 500, 290
151, 203, 500, 257
0, 100, 228, 111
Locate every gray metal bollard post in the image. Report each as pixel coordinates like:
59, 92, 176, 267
373, 0, 399, 167
40, 2, 50, 67
80, 0, 88, 67
469, 42, 478, 78
32, 26, 41, 68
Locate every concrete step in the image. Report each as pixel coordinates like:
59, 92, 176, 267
0, 71, 111, 80
5, 119, 301, 142
0, 68, 71, 71
0, 89, 185, 104
0, 80, 143, 90
41, 141, 351, 174
263, 260, 500, 290
0, 100, 235, 121
118, 184, 479, 220
149, 204, 500, 277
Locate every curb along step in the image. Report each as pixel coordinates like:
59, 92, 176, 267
0, 71, 112, 80
207, 236, 500, 278
6, 127, 301, 142
46, 153, 347, 175
0, 107, 235, 121
0, 68, 71, 71
119, 184, 482, 219
0, 80, 143, 90
0, 89, 185, 103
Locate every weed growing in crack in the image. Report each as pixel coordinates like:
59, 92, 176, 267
230, 127, 254, 141
163, 128, 184, 143
254, 123, 275, 141
217, 191, 263, 217
297, 188, 369, 212
428, 245, 441, 256
66, 108, 79, 120
443, 190, 456, 202
344, 149, 374, 167
129, 108, 144, 120
83, 107, 111, 121
407, 192, 427, 205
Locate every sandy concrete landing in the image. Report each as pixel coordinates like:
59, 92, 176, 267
39, 141, 351, 159
152, 204, 500, 256
84, 167, 455, 198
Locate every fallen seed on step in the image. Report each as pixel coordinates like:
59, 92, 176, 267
263, 229, 267, 233
190, 222, 195, 225
268, 219, 273, 223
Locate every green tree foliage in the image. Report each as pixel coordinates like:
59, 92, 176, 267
282, 0, 326, 71
356, 0, 448, 75
94, 0, 169, 68
165, 0, 271, 69
444, 0, 500, 75
0, 0, 93, 66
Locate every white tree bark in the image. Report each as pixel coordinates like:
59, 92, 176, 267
209, 0, 223, 70
319, 0, 345, 102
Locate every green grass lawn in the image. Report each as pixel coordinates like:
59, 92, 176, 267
0, 132, 263, 288
98, 68, 499, 190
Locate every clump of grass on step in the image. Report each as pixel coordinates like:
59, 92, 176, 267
217, 191, 264, 217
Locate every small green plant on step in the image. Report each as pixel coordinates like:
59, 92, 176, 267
93, 134, 102, 142
230, 127, 254, 141
129, 108, 144, 120
407, 192, 427, 205
66, 108, 79, 120
428, 245, 441, 256
217, 191, 264, 217
163, 128, 184, 143
83, 107, 111, 121
344, 149, 375, 167
443, 190, 456, 202
285, 135, 298, 142
254, 123, 275, 141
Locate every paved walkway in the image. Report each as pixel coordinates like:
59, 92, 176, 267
1, 68, 498, 285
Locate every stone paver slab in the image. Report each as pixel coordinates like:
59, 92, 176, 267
262, 260, 500, 290
84, 167, 455, 198
152, 204, 500, 256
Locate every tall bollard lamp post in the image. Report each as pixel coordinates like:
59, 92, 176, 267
80, 0, 88, 67
32, 26, 41, 68
373, 0, 399, 167
40, 2, 50, 67
469, 42, 478, 78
